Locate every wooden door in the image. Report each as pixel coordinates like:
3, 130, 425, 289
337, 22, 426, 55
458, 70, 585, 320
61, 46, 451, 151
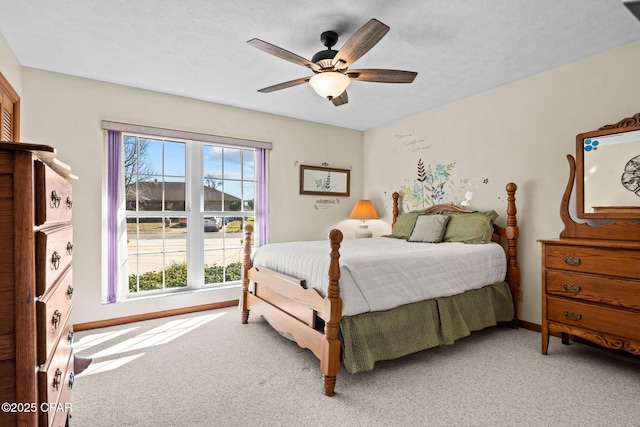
0, 72, 20, 142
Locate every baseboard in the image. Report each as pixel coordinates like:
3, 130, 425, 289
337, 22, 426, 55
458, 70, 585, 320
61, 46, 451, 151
73, 300, 239, 331
518, 319, 541, 332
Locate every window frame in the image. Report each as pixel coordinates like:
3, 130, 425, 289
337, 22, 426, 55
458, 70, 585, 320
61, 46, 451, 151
123, 133, 257, 296
103, 121, 271, 301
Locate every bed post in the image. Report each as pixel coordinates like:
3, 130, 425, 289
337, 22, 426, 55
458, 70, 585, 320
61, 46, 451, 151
391, 192, 399, 230
241, 224, 253, 324
321, 228, 343, 397
504, 183, 520, 325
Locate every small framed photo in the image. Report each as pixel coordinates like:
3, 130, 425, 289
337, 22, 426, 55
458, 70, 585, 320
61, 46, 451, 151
299, 164, 350, 196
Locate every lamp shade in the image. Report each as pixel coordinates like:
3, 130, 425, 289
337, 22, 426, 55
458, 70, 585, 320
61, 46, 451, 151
349, 200, 379, 220
309, 72, 350, 99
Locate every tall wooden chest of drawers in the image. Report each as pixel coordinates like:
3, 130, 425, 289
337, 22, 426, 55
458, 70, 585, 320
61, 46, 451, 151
540, 238, 640, 356
0, 142, 77, 426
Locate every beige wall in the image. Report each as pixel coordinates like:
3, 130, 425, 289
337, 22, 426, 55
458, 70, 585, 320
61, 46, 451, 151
14, 68, 363, 325
363, 40, 640, 325
0, 31, 21, 95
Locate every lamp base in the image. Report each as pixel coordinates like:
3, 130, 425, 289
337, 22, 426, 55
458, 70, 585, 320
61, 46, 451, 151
355, 223, 372, 239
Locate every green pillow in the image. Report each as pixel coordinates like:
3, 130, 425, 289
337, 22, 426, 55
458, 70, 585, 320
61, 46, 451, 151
442, 210, 499, 244
408, 214, 450, 243
382, 212, 421, 240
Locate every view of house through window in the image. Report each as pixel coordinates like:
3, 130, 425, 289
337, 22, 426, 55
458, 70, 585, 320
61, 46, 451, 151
124, 134, 255, 295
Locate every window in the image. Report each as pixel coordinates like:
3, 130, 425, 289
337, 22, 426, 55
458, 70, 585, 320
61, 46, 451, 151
124, 134, 256, 295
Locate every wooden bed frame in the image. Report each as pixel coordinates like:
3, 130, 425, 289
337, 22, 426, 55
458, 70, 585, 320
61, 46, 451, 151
241, 182, 520, 396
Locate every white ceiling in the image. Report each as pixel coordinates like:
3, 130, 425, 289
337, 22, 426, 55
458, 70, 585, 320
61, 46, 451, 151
1, 1, 639, 131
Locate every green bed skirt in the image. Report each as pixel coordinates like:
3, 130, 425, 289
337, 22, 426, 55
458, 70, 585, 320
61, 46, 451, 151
339, 281, 514, 373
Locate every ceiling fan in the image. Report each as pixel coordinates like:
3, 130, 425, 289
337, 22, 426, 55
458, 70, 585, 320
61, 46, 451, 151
247, 19, 417, 106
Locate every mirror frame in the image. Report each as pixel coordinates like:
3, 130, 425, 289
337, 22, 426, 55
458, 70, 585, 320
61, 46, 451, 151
576, 113, 640, 219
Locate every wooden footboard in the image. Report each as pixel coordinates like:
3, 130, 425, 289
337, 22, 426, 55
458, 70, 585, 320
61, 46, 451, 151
241, 182, 520, 396
241, 225, 343, 396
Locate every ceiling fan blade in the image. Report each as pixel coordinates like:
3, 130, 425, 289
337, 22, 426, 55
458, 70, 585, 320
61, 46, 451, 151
331, 91, 349, 106
347, 69, 417, 83
247, 38, 321, 72
331, 19, 390, 68
257, 76, 310, 93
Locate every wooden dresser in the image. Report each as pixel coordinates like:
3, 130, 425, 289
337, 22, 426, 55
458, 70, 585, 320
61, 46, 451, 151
540, 238, 640, 355
540, 113, 640, 357
0, 141, 77, 427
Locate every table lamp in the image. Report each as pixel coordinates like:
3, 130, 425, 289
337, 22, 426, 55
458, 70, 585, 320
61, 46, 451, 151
349, 199, 379, 238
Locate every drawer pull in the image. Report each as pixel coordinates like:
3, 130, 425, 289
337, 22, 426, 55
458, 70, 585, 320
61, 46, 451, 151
66, 196, 73, 209
67, 285, 74, 299
66, 241, 74, 255
68, 331, 74, 345
53, 368, 62, 390
69, 373, 75, 389
564, 310, 582, 321
563, 283, 582, 293
563, 256, 581, 266
51, 251, 61, 270
51, 310, 62, 329
51, 190, 61, 208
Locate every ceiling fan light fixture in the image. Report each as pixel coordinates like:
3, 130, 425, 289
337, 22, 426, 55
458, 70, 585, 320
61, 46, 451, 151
309, 72, 350, 99
249, 19, 415, 106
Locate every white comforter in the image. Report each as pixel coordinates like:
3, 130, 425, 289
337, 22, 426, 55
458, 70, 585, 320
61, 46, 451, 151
251, 237, 507, 317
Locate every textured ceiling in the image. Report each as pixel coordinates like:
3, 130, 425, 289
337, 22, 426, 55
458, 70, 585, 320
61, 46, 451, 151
1, 0, 639, 131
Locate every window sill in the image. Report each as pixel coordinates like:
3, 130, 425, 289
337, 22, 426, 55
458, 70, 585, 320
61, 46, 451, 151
118, 282, 241, 303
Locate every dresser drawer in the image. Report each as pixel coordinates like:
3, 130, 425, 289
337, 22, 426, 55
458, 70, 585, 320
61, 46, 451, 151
546, 270, 640, 311
34, 160, 73, 227
547, 296, 640, 341
38, 318, 73, 425
36, 268, 74, 365
36, 225, 73, 296
38, 342, 73, 427
544, 245, 640, 279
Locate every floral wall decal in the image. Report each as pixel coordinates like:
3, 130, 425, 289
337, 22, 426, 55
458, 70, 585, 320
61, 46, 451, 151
460, 191, 473, 208
400, 160, 457, 207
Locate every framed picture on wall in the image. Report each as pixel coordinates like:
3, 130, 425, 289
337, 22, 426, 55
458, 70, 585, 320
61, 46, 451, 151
299, 164, 350, 196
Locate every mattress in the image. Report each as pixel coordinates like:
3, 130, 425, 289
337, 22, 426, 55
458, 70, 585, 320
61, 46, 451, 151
251, 237, 506, 316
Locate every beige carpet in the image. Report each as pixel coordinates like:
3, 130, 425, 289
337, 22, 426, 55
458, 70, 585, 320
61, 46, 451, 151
71, 308, 640, 426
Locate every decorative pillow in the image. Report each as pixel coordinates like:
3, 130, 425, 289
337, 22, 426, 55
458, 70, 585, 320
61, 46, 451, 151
441, 210, 499, 244
408, 214, 450, 243
382, 212, 421, 239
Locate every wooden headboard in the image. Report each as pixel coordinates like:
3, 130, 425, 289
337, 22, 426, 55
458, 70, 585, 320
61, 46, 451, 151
391, 183, 518, 240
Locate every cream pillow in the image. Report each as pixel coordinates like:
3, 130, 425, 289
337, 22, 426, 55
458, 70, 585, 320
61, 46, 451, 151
407, 214, 450, 243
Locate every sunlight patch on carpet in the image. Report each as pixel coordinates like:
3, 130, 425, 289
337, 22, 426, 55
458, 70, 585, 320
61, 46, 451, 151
74, 327, 138, 353
83, 312, 224, 359
75, 353, 145, 377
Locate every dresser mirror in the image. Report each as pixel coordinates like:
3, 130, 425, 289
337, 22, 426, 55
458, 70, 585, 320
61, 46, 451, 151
576, 121, 640, 219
